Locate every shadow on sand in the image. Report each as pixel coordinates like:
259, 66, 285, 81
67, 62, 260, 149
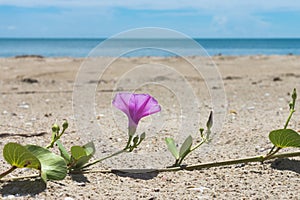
271, 158, 300, 174
0, 179, 46, 197
111, 169, 159, 180
70, 173, 90, 183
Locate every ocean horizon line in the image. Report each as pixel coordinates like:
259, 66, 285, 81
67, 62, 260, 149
1, 38, 300, 57
1, 37, 300, 40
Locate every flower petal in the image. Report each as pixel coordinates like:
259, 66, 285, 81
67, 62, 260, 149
129, 94, 161, 124
113, 92, 161, 131
112, 93, 133, 117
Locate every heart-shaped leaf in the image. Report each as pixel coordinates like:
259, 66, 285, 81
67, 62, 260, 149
26, 145, 67, 182
3, 143, 41, 170
179, 135, 193, 158
71, 146, 86, 160
269, 129, 300, 148
70, 142, 95, 169
82, 142, 95, 157
165, 138, 179, 159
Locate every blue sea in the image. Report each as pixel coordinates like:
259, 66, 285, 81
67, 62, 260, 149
0, 38, 300, 57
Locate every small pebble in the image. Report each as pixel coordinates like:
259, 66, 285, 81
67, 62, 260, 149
64, 197, 74, 200
273, 77, 282, 81
25, 122, 33, 127
44, 113, 52, 117
4, 195, 17, 199
76, 182, 86, 186
187, 186, 209, 193
235, 163, 245, 168
97, 114, 105, 120
18, 102, 29, 109
229, 110, 237, 115
247, 106, 255, 110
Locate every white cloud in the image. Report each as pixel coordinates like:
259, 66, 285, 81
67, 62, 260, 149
7, 25, 16, 30
212, 16, 228, 27
0, 0, 298, 37
1, 0, 300, 12
209, 12, 272, 37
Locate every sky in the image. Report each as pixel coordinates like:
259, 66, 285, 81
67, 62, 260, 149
0, 0, 300, 38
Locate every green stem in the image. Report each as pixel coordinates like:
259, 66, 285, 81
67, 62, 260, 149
46, 141, 55, 149
77, 135, 134, 170
4, 151, 300, 180
80, 149, 128, 170
284, 109, 295, 129
159, 151, 300, 172
175, 138, 207, 167
46, 123, 68, 149
190, 139, 207, 152
0, 166, 17, 179
267, 145, 276, 155
264, 147, 281, 161
70, 151, 300, 174
46, 132, 60, 149
125, 135, 133, 150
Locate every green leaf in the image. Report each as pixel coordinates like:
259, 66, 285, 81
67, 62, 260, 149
70, 142, 95, 169
40, 172, 48, 183
269, 129, 300, 148
179, 135, 193, 158
3, 143, 41, 170
56, 140, 71, 163
26, 145, 67, 181
165, 138, 179, 159
82, 142, 95, 156
71, 146, 86, 160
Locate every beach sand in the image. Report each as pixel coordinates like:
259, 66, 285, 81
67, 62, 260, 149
0, 55, 300, 199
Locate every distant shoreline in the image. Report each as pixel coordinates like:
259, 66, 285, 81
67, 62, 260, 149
0, 54, 298, 59
1, 38, 300, 57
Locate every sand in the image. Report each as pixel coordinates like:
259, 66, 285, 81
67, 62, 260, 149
0, 55, 300, 199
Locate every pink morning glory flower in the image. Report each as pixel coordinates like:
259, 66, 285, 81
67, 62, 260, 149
112, 93, 161, 136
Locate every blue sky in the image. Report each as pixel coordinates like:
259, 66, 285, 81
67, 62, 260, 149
0, 0, 300, 38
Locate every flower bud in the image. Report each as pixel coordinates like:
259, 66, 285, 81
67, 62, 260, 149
133, 136, 139, 146
292, 88, 297, 101
140, 132, 146, 141
52, 123, 60, 134
62, 120, 68, 130
136, 132, 146, 146
289, 102, 293, 110
199, 128, 204, 138
206, 111, 213, 131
